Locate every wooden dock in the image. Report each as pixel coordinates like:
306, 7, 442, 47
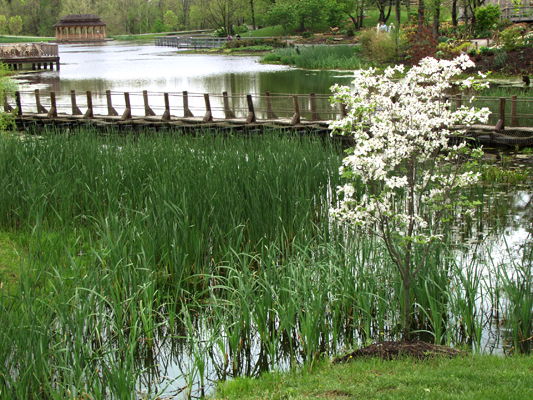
0, 43, 60, 70
6, 89, 533, 147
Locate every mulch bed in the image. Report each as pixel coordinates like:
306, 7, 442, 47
334, 341, 465, 363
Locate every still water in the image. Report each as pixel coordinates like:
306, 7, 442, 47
14, 41, 353, 117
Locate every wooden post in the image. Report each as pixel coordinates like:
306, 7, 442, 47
56, 61, 60, 71
245, 94, 256, 124
510, 95, 517, 127
34, 89, 47, 114
222, 91, 236, 119
3, 95, 13, 113
309, 93, 320, 121
455, 94, 462, 110
203, 93, 213, 122
183, 91, 194, 118
106, 90, 118, 116
15, 91, 22, 116
495, 97, 505, 131
143, 90, 156, 116
121, 92, 132, 120
47, 92, 57, 118
162, 93, 171, 121
291, 95, 301, 125
84, 91, 93, 118
265, 91, 277, 119
70, 90, 82, 115
340, 103, 348, 118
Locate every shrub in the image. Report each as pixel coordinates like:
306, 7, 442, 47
359, 28, 397, 63
493, 49, 508, 68
404, 25, 438, 64
474, 5, 501, 36
435, 41, 472, 59
499, 24, 528, 50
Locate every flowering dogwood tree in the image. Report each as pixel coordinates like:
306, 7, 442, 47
329, 55, 491, 339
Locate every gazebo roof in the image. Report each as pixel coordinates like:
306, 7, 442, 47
54, 14, 106, 27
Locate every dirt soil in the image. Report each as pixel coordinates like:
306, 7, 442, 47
334, 341, 465, 362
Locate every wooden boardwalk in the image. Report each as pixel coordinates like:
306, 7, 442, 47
501, 6, 533, 22
0, 43, 60, 70
6, 89, 533, 147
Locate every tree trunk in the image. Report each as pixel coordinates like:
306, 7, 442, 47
249, 0, 256, 30
433, 0, 440, 37
451, 0, 458, 27
417, 0, 425, 30
395, 0, 401, 27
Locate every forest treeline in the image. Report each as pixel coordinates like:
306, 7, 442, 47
0, 0, 507, 37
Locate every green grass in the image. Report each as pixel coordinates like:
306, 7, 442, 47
215, 356, 533, 400
0, 36, 54, 43
0, 231, 22, 289
242, 25, 288, 37
262, 45, 364, 69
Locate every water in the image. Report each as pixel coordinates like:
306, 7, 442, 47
14, 41, 353, 118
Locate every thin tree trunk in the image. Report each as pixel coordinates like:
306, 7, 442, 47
433, 0, 440, 37
395, 0, 401, 27
418, 0, 425, 30
249, 0, 256, 30
451, 0, 458, 27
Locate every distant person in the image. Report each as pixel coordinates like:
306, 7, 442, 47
236, 34, 241, 40
227, 35, 233, 41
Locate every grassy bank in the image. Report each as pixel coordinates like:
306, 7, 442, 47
262, 45, 364, 69
215, 356, 533, 400
0, 35, 54, 43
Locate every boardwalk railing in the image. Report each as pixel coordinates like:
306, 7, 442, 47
0, 43, 60, 70
6, 90, 533, 131
155, 36, 229, 49
0, 43, 58, 58
501, 6, 533, 22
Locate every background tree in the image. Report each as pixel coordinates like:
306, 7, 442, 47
0, 15, 7, 34
163, 10, 179, 31
8, 15, 21, 34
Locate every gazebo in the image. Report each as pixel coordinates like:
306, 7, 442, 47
54, 14, 107, 42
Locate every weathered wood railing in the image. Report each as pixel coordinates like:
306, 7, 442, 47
501, 6, 533, 22
6, 90, 533, 141
155, 36, 229, 49
0, 43, 60, 70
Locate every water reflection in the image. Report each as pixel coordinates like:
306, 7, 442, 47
14, 42, 353, 118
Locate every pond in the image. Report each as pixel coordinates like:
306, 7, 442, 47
14, 41, 353, 118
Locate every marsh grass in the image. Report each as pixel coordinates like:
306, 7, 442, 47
0, 129, 530, 398
262, 46, 364, 69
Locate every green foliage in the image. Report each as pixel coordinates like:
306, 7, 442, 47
474, 5, 501, 36
8, 15, 22, 35
225, 38, 286, 49
499, 24, 529, 50
163, 10, 179, 31
241, 25, 287, 37
266, 0, 343, 32
0, 15, 7, 35
435, 41, 472, 59
262, 45, 363, 69
359, 28, 397, 63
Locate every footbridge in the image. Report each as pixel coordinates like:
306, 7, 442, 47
5, 89, 533, 147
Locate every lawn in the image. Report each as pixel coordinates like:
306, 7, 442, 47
215, 356, 533, 400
